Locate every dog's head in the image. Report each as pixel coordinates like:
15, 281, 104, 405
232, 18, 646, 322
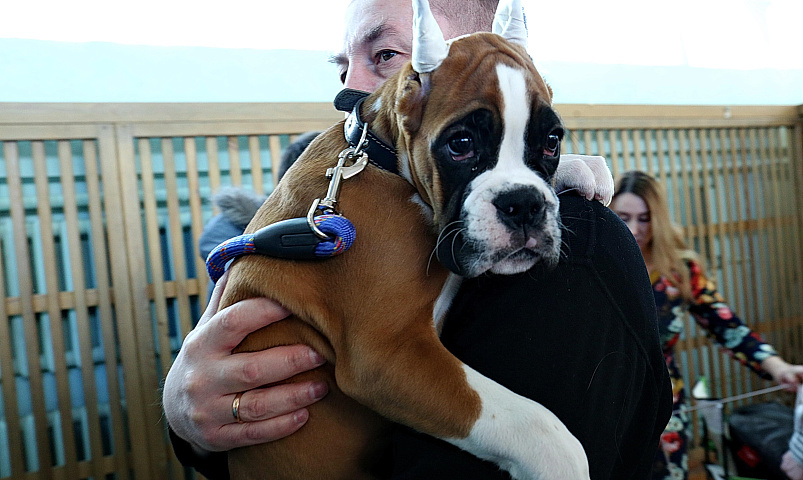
372, 0, 563, 278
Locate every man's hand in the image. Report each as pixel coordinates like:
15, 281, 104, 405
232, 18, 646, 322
162, 271, 329, 454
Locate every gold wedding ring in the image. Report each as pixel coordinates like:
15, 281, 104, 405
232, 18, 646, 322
232, 392, 245, 423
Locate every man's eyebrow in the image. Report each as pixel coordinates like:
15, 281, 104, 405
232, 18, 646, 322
328, 23, 391, 67
329, 53, 348, 68
362, 24, 390, 45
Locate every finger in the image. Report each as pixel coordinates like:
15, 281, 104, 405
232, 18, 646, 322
217, 344, 327, 393
784, 368, 803, 386
205, 297, 292, 352
196, 270, 229, 329
779, 376, 802, 392
229, 381, 329, 424
220, 409, 311, 448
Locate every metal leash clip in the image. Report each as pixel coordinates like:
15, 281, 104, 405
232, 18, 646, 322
206, 124, 371, 275
307, 123, 370, 238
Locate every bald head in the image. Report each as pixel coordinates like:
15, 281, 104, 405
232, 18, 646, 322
430, 0, 498, 36
335, 0, 502, 92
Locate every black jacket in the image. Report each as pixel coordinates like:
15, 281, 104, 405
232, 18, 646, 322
390, 194, 672, 479
171, 194, 672, 479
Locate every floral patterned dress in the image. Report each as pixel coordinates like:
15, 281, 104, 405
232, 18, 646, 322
651, 260, 778, 480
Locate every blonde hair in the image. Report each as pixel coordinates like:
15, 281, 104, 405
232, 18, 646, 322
614, 171, 700, 301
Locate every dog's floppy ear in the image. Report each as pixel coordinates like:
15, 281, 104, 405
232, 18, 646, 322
396, 70, 429, 134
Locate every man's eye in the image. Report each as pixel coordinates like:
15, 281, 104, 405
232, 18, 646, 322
339, 70, 347, 84
447, 134, 475, 162
378, 50, 398, 63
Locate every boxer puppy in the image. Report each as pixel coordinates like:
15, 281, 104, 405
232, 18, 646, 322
222, 0, 609, 478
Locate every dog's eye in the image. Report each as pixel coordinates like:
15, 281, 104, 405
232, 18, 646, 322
447, 134, 475, 162
543, 131, 562, 159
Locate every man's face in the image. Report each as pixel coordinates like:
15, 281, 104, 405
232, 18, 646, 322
333, 0, 457, 92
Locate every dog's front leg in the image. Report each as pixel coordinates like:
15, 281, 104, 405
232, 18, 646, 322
335, 321, 589, 480
452, 366, 590, 480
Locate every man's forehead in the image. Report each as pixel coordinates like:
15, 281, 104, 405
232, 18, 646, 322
342, 0, 413, 53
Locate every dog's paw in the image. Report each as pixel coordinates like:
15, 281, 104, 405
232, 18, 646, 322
506, 411, 590, 480
554, 154, 614, 206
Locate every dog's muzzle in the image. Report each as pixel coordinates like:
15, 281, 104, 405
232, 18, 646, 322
492, 186, 547, 234
436, 184, 560, 278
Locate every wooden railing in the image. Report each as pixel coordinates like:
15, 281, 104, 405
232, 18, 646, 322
0, 103, 801, 479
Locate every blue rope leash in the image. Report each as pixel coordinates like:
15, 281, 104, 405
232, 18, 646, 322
312, 214, 356, 257
206, 213, 356, 283
207, 139, 372, 283
206, 234, 257, 282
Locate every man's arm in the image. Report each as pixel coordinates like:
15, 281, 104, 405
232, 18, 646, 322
162, 272, 329, 472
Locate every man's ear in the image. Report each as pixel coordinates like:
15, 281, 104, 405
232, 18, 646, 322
395, 71, 428, 134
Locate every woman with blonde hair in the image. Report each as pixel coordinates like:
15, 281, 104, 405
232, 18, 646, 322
610, 170, 803, 480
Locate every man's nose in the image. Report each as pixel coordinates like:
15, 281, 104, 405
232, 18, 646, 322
344, 64, 380, 93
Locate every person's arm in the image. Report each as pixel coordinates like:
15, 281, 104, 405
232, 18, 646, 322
762, 356, 803, 391
162, 272, 329, 475
168, 427, 230, 480
782, 387, 803, 480
685, 260, 803, 389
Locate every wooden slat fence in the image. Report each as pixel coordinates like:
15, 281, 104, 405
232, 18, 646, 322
561, 105, 803, 403
0, 103, 801, 479
0, 103, 343, 480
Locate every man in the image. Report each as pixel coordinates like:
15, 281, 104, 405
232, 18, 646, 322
162, 0, 672, 478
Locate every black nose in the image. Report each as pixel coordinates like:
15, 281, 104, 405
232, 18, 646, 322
492, 187, 546, 230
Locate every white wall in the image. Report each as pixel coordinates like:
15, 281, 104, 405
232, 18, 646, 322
0, 39, 343, 102
2, 38, 801, 105
2, 0, 802, 105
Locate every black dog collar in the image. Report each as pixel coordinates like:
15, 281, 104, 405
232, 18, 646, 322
333, 89, 399, 176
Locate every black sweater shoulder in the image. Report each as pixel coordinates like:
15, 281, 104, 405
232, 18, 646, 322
391, 195, 672, 480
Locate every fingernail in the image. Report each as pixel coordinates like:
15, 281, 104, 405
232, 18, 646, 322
309, 382, 328, 400
293, 409, 309, 425
309, 349, 325, 366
